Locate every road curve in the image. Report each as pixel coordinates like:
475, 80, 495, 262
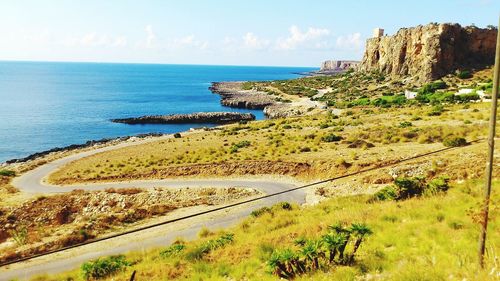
2, 138, 305, 281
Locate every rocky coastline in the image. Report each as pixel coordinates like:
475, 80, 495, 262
111, 112, 255, 125
209, 82, 276, 109
4, 133, 165, 164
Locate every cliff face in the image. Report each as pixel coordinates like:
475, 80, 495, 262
320, 60, 360, 72
359, 23, 497, 83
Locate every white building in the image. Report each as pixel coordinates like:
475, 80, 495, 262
373, 28, 384, 38
456, 88, 474, 95
404, 89, 418, 99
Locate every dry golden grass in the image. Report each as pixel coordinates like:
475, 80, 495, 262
49, 102, 492, 185
41, 179, 500, 281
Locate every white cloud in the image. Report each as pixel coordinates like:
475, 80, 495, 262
145, 24, 156, 48
62, 32, 127, 48
169, 35, 209, 50
276, 25, 331, 50
243, 32, 270, 49
112, 36, 128, 47
336, 32, 362, 49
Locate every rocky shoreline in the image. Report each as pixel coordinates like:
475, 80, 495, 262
111, 112, 255, 125
4, 133, 166, 164
209, 81, 325, 118
209, 82, 276, 109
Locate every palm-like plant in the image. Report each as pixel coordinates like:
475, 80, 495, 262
300, 239, 323, 270
322, 233, 347, 263
348, 223, 373, 263
268, 251, 289, 279
327, 223, 351, 261
280, 248, 296, 277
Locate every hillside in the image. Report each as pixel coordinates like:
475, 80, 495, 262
0, 20, 499, 281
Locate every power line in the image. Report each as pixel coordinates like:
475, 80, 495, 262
0, 139, 485, 268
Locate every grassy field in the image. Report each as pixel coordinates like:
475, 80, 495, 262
38, 179, 499, 281
49, 102, 492, 186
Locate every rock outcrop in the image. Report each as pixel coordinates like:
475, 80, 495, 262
359, 23, 497, 83
320, 60, 360, 72
111, 112, 255, 125
209, 82, 276, 109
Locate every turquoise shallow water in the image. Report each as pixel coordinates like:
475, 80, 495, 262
0, 61, 315, 162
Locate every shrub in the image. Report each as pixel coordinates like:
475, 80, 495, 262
160, 243, 186, 258
373, 186, 398, 201
299, 147, 311, 153
276, 202, 293, 210
230, 140, 251, 153
373, 176, 450, 201
81, 255, 130, 280
419, 81, 447, 95
242, 82, 254, 90
442, 137, 467, 147
251, 206, 272, 218
0, 169, 16, 177
173, 133, 181, 138
427, 105, 444, 116
394, 177, 426, 199
457, 70, 472, 79
398, 121, 413, 128
321, 134, 343, 142
186, 233, 235, 261
425, 176, 450, 195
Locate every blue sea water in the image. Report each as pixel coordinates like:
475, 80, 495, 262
0, 61, 315, 162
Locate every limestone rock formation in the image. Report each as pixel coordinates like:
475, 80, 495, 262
320, 60, 360, 72
359, 23, 497, 83
209, 82, 276, 109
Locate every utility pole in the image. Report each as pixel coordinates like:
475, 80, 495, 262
478, 15, 500, 269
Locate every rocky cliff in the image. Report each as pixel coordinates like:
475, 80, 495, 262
320, 60, 360, 72
209, 82, 276, 109
358, 23, 497, 83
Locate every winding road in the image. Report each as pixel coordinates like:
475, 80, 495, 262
1, 137, 306, 281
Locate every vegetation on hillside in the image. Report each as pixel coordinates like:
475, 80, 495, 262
43, 179, 499, 280
48, 102, 492, 185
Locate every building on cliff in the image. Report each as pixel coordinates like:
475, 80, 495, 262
358, 23, 498, 84
373, 28, 384, 38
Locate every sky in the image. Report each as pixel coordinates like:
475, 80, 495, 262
0, 0, 499, 67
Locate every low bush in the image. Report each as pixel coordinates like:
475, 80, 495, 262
250, 206, 272, 218
398, 121, 413, 128
321, 133, 343, 142
160, 243, 186, 258
81, 255, 130, 280
173, 133, 181, 138
442, 137, 467, 147
185, 233, 234, 261
427, 105, 444, 116
457, 70, 472, 79
0, 170, 16, 177
372, 176, 450, 201
230, 140, 251, 153
372, 186, 398, 201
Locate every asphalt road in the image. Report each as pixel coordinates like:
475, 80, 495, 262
1, 139, 306, 281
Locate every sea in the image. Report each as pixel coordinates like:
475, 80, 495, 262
0, 61, 316, 163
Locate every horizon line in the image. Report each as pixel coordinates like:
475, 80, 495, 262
0, 59, 320, 69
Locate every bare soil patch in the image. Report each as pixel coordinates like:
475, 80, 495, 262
0, 187, 259, 264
